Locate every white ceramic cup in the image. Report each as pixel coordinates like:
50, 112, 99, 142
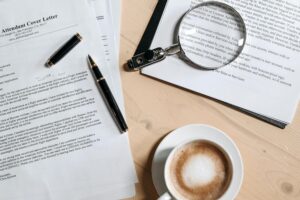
157, 137, 243, 200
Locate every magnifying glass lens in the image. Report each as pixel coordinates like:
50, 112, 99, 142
179, 3, 246, 69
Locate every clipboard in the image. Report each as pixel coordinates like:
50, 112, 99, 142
134, 0, 287, 129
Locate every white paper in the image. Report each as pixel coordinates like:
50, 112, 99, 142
142, 0, 300, 123
49, 0, 136, 198
111, 0, 122, 53
87, 1, 136, 199
0, 0, 137, 199
89, 0, 124, 110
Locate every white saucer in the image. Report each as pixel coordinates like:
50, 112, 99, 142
151, 124, 243, 199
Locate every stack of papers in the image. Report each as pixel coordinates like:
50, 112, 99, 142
0, 0, 137, 200
142, 0, 300, 127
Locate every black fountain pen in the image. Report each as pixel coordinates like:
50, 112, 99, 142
88, 55, 128, 133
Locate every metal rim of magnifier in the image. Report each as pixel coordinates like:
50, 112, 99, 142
177, 1, 247, 70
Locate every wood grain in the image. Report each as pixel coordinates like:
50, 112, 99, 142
120, 0, 300, 199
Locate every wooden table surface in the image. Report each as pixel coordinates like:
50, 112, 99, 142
120, 0, 300, 199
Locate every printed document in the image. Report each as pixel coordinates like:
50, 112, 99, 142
90, 0, 124, 108
142, 0, 300, 124
89, 0, 137, 198
0, 0, 137, 199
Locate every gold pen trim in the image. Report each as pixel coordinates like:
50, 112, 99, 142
90, 63, 97, 68
45, 60, 54, 68
76, 33, 83, 41
97, 77, 105, 81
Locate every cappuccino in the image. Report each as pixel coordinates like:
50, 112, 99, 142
167, 141, 232, 200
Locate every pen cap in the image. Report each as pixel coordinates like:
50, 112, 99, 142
46, 33, 82, 67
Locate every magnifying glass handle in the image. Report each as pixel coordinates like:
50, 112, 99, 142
127, 48, 166, 71
165, 44, 180, 55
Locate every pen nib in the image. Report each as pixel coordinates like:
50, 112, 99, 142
88, 55, 97, 68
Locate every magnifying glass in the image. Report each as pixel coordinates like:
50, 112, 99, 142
127, 1, 247, 71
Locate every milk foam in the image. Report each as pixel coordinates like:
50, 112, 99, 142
182, 154, 216, 187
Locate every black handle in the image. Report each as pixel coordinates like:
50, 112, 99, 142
127, 48, 166, 71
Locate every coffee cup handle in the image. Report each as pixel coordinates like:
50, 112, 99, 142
157, 192, 172, 200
